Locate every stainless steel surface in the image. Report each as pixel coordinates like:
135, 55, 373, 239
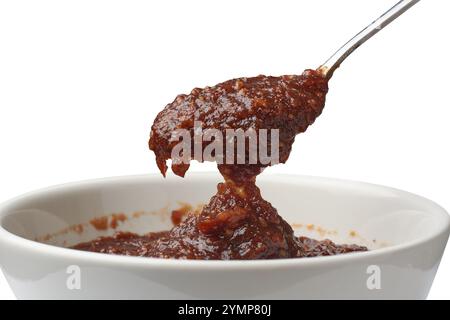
318, 0, 420, 78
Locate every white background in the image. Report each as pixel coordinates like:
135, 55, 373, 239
0, 0, 449, 299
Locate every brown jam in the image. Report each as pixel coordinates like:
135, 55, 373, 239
72, 69, 367, 259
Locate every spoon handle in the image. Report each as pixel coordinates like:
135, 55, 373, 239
318, 0, 420, 79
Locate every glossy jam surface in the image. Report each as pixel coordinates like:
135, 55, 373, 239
149, 70, 329, 180
73, 199, 367, 259
73, 69, 367, 259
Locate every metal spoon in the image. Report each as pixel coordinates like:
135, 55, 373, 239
318, 0, 420, 79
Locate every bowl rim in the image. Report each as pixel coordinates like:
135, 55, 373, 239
0, 173, 449, 271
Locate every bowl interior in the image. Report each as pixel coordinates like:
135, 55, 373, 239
0, 173, 448, 251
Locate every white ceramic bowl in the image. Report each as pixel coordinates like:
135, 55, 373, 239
0, 173, 449, 299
